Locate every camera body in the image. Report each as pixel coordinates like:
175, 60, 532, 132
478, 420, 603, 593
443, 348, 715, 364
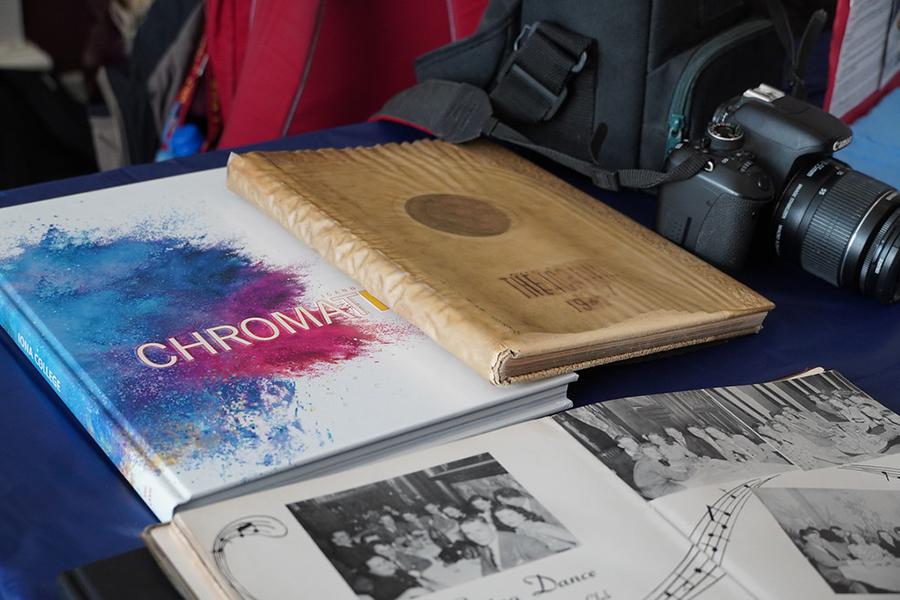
715, 84, 853, 189
656, 123, 773, 271
656, 84, 900, 302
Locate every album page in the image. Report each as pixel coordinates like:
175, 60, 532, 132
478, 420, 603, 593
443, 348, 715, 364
555, 370, 900, 598
169, 419, 755, 600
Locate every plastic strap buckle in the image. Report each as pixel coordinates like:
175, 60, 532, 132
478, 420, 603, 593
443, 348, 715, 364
498, 23, 587, 121
591, 170, 621, 192
513, 24, 588, 73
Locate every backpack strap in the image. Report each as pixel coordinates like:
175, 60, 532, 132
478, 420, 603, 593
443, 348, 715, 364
379, 19, 710, 192
489, 22, 590, 123
381, 2, 826, 192
378, 77, 709, 192
765, 0, 827, 100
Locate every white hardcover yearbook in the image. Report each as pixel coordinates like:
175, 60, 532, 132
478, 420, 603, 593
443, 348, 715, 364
0, 169, 574, 520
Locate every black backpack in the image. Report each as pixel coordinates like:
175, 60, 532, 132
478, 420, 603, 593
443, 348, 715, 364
379, 0, 825, 191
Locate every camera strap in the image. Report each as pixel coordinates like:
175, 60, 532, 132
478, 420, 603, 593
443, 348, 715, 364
377, 23, 709, 193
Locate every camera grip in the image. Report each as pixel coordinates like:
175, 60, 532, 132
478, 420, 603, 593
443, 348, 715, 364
692, 192, 764, 271
656, 143, 773, 272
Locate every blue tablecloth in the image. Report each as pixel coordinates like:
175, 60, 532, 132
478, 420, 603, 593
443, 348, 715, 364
1, 118, 898, 599
836, 89, 900, 190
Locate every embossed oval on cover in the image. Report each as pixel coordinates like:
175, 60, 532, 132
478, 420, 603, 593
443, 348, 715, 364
404, 194, 511, 237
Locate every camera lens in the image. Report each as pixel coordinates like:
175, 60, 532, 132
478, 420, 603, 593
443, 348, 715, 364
772, 159, 900, 302
860, 209, 900, 303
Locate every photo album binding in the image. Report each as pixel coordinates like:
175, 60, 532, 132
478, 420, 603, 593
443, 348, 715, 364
148, 370, 900, 599
0, 168, 574, 520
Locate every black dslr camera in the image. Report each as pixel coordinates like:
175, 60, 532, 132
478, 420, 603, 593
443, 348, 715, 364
657, 84, 900, 303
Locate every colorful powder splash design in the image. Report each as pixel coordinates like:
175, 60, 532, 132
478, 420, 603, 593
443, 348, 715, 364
0, 226, 393, 472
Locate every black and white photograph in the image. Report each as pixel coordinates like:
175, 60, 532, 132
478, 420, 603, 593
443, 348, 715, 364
709, 371, 900, 470
755, 487, 900, 594
287, 453, 576, 600
554, 390, 792, 501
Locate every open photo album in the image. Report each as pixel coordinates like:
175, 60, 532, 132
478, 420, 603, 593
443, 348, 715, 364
145, 370, 900, 599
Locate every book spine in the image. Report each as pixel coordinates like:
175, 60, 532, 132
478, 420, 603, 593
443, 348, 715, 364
0, 280, 186, 520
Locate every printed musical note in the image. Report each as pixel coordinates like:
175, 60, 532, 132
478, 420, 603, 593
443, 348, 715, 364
840, 463, 900, 481
235, 522, 260, 537
669, 571, 699, 594
706, 505, 731, 520
212, 515, 288, 600
644, 475, 781, 600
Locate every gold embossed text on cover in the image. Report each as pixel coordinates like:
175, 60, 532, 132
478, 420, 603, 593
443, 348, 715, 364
226, 140, 772, 384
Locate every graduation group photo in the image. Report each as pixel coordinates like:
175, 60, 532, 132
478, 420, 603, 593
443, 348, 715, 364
553, 372, 900, 501
711, 373, 900, 470
756, 487, 900, 594
554, 391, 792, 501
287, 453, 576, 600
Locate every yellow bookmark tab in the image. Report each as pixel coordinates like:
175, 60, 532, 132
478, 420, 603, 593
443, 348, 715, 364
359, 290, 389, 311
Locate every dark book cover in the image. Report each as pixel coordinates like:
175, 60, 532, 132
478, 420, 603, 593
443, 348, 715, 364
57, 548, 182, 600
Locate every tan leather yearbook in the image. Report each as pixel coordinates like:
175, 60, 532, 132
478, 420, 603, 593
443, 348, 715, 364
226, 139, 773, 384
